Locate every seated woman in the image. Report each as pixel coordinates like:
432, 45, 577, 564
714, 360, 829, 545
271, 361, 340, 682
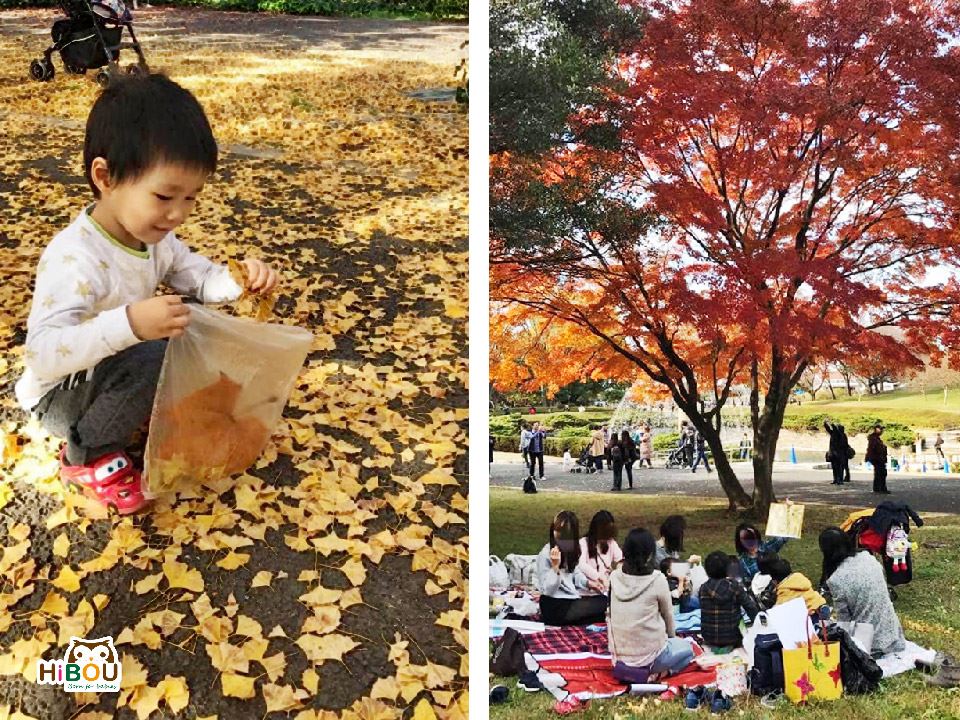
819, 527, 906, 656
607, 528, 694, 682
756, 553, 827, 614
698, 551, 759, 650
578, 510, 623, 595
734, 522, 789, 583
655, 515, 702, 566
537, 510, 607, 626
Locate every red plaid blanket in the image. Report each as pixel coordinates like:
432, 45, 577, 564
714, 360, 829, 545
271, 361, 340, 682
523, 625, 610, 656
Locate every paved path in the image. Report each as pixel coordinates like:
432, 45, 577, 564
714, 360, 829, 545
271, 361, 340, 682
490, 452, 960, 514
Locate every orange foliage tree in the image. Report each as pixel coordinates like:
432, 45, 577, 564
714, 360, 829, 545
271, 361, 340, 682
491, 0, 960, 513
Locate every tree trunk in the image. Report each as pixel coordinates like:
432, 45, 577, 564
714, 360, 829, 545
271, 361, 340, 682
827, 378, 836, 400
750, 369, 794, 517
689, 417, 751, 512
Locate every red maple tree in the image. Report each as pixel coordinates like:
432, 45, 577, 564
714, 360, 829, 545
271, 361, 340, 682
492, 0, 960, 513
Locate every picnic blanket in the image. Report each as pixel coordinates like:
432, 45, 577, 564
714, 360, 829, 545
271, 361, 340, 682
489, 619, 545, 637
524, 625, 611, 657
876, 640, 937, 678
522, 628, 716, 701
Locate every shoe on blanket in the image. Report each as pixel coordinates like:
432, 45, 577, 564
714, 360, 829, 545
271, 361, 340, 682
518, 671, 544, 692
59, 446, 148, 515
553, 696, 587, 715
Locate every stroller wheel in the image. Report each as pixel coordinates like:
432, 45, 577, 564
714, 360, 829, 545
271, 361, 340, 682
30, 59, 54, 82
95, 69, 111, 88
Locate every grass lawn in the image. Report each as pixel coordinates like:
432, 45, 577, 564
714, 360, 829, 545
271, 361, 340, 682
488, 487, 960, 719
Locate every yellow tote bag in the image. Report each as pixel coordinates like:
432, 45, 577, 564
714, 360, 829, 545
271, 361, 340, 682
782, 624, 842, 703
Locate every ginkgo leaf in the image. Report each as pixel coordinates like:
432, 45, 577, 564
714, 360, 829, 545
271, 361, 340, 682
251, 570, 273, 587
51, 534, 70, 558
134, 573, 163, 595
162, 560, 204, 592
215, 551, 250, 570
263, 683, 302, 713
221, 672, 256, 699
412, 699, 437, 720
296, 633, 358, 664
302, 668, 320, 694
51, 565, 81, 593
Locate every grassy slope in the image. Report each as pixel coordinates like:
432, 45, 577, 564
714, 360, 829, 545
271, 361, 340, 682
489, 488, 960, 719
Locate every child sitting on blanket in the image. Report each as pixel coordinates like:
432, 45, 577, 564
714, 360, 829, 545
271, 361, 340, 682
699, 551, 759, 651
757, 553, 828, 615
734, 522, 790, 583
659, 557, 700, 613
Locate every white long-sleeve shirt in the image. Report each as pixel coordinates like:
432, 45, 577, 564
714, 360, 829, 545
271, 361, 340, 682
15, 207, 242, 411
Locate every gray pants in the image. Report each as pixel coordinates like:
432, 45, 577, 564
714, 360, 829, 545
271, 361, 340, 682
34, 340, 166, 466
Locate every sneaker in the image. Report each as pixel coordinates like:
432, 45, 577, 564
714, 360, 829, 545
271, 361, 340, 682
710, 689, 731, 714
760, 691, 786, 709
685, 686, 705, 711
553, 696, 587, 715
489, 685, 509, 704
59, 446, 148, 514
518, 671, 544, 693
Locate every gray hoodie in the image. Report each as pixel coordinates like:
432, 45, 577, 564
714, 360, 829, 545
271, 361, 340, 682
607, 568, 675, 667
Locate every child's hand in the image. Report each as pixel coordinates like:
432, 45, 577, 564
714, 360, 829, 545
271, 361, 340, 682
127, 295, 190, 340
241, 258, 278, 294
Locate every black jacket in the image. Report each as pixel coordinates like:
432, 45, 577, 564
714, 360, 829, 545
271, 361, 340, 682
868, 501, 923, 539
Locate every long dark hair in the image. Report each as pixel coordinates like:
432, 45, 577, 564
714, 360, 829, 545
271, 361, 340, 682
549, 510, 581, 573
621, 528, 657, 576
620, 430, 634, 449
586, 510, 616, 560
660, 515, 686, 553
734, 523, 761, 555
819, 526, 858, 587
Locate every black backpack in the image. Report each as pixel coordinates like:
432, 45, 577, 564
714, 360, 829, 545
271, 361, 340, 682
610, 444, 623, 461
749, 632, 784, 695
523, 476, 538, 494
490, 628, 527, 676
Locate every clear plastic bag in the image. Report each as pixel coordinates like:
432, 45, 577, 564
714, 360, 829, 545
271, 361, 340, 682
144, 304, 313, 496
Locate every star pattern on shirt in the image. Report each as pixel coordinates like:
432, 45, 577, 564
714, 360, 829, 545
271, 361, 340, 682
76, 281, 93, 297
62, 254, 77, 265
41, 296, 55, 309
56, 344, 71, 358
99, 260, 109, 271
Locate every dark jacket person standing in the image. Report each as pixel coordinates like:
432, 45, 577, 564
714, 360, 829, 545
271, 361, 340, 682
825, 421, 851, 485
865, 425, 890, 494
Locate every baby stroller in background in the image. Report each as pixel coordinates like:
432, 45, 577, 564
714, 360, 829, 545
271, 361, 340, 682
665, 444, 690, 469
29, 0, 148, 85
842, 501, 923, 600
569, 446, 597, 474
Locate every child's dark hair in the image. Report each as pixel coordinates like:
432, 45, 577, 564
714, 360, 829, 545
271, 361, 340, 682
705, 550, 731, 579
659, 557, 673, 575
757, 552, 792, 582
84, 73, 218, 198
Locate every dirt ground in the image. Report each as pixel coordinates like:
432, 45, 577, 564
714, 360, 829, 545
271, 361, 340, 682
0, 7, 467, 719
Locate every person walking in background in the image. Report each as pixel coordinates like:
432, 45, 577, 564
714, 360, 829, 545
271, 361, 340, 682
639, 424, 654, 468
691, 429, 712, 474
611, 429, 637, 491
590, 425, 606, 472
866, 424, 890, 494
680, 421, 695, 467
839, 424, 853, 483
605, 425, 614, 469
738, 433, 751, 460
935, 433, 945, 461
519, 422, 532, 471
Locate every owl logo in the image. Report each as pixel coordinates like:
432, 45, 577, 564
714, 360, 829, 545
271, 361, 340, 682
62, 636, 122, 691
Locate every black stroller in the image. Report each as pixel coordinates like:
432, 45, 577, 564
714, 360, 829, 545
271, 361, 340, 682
843, 501, 923, 600
29, 0, 148, 85
569, 446, 598, 474
665, 444, 690, 469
